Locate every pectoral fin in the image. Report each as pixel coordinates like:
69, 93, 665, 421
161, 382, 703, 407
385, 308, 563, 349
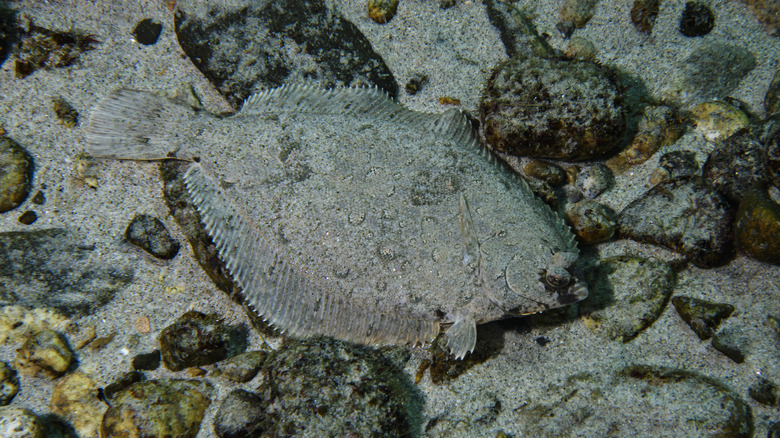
445, 314, 477, 360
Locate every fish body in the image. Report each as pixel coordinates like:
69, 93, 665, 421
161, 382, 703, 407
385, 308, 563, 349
86, 85, 587, 359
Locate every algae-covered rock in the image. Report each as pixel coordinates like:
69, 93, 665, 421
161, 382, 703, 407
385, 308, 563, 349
735, 188, 780, 264
50, 371, 105, 438
671, 295, 734, 340
13, 19, 98, 78
215, 350, 267, 383
368, 0, 400, 24
0, 135, 33, 214
125, 214, 180, 259
0, 406, 44, 438
703, 131, 768, 203
0, 362, 18, 406
565, 199, 617, 245
158, 310, 235, 371
13, 329, 73, 377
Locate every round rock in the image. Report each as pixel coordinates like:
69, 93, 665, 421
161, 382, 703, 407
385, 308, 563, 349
13, 329, 73, 378
735, 188, 780, 264
125, 214, 180, 259
480, 53, 626, 161
565, 199, 617, 244
158, 310, 232, 371
0, 136, 33, 214
679, 1, 715, 37
576, 163, 613, 199
133, 18, 162, 45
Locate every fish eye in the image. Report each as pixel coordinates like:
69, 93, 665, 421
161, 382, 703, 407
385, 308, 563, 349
543, 266, 571, 289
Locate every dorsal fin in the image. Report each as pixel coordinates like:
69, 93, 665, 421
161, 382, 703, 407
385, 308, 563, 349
183, 163, 441, 348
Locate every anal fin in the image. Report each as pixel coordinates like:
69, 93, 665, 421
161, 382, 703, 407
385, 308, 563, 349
445, 314, 477, 360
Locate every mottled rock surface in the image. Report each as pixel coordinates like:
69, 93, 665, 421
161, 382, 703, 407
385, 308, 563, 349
565, 199, 617, 244
671, 296, 734, 340
0, 406, 44, 438
735, 188, 780, 264
125, 214, 180, 259
213, 389, 270, 438
0, 136, 33, 214
158, 310, 237, 371
50, 371, 105, 438
679, 42, 756, 100
13, 329, 73, 378
0, 361, 18, 406
703, 131, 768, 204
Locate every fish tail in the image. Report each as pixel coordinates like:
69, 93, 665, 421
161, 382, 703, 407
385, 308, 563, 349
85, 89, 197, 161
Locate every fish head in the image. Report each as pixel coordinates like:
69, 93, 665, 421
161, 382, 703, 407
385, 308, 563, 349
501, 250, 588, 317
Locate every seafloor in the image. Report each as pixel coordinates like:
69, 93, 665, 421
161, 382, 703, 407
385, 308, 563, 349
0, 0, 779, 437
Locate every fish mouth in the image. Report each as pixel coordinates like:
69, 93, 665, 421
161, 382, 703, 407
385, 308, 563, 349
503, 281, 589, 317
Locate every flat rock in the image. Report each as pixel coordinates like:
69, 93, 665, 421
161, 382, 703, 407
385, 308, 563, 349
671, 295, 734, 340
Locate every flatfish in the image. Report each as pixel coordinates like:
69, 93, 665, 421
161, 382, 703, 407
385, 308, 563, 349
85, 85, 588, 359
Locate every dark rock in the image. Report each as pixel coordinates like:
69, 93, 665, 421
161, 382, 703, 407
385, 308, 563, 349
214, 389, 270, 438
125, 214, 180, 259
576, 163, 613, 198
711, 326, 749, 363
658, 150, 699, 180
404, 73, 427, 95
766, 129, 780, 190
671, 295, 734, 340
101, 379, 213, 438
735, 188, 780, 264
13, 329, 73, 378
771, 422, 780, 438
12, 19, 98, 78
524, 160, 567, 186
133, 18, 162, 45
680, 42, 756, 100
0, 135, 33, 213
215, 350, 267, 383
103, 371, 146, 402
565, 199, 617, 244
618, 177, 735, 268
480, 52, 626, 161
631, 0, 660, 33
580, 255, 675, 342
52, 96, 78, 128
31, 190, 44, 205
158, 310, 233, 371
256, 336, 417, 437
0, 4, 16, 67
0, 361, 18, 406
174, 0, 397, 108
679, 1, 715, 37
132, 350, 161, 371
766, 69, 780, 116
0, 229, 132, 316
748, 377, 778, 406
703, 131, 767, 204
17, 210, 36, 225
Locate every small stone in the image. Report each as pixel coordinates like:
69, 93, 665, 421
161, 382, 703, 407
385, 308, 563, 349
525, 178, 559, 211
158, 310, 233, 371
103, 371, 146, 402
565, 199, 617, 244
134, 315, 151, 334
13, 21, 99, 78
50, 371, 105, 438
564, 36, 597, 61
692, 101, 750, 143
671, 296, 734, 340
631, 0, 660, 33
558, 0, 598, 37
658, 150, 699, 180
0, 362, 19, 405
581, 255, 675, 342
88, 332, 116, 351
679, 1, 715, 37
13, 329, 73, 377
74, 152, 98, 188
0, 406, 44, 438
681, 44, 756, 101
0, 136, 33, 213
404, 73, 427, 95
17, 211, 36, 225
618, 177, 735, 268
576, 163, 613, 198
132, 350, 161, 371
702, 131, 767, 203
30, 191, 44, 205
0, 306, 70, 345
133, 18, 162, 45
524, 160, 567, 186
101, 379, 213, 438
213, 389, 270, 438
606, 105, 685, 173
367, 0, 399, 24
767, 69, 780, 116
711, 326, 749, 363
439, 0, 456, 9
52, 97, 78, 128
125, 214, 180, 259
438, 96, 460, 106
735, 188, 780, 264
216, 350, 267, 383
748, 377, 778, 406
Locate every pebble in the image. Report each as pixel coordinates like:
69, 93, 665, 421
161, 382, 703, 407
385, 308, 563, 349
576, 163, 613, 198
631, 0, 660, 34
564, 36, 597, 61
125, 214, 180, 259
618, 177, 735, 268
480, 53, 626, 161
523, 160, 567, 186
581, 255, 675, 342
215, 350, 267, 383
213, 389, 270, 438
13, 329, 73, 378
692, 100, 750, 142
0, 135, 33, 213
606, 105, 685, 173
671, 296, 734, 340
132, 350, 161, 371
0, 306, 70, 345
680, 43, 756, 101
0, 406, 44, 438
658, 150, 699, 180
679, 1, 715, 37
557, 0, 599, 38
103, 371, 145, 402
0, 362, 18, 406
404, 73, 427, 95
367, 0, 400, 24
483, 0, 557, 57
13, 20, 98, 78
51, 97, 78, 128
50, 371, 104, 438
748, 377, 778, 406
564, 199, 617, 244
101, 379, 213, 438
133, 18, 162, 45
735, 188, 780, 264
158, 310, 233, 371
17, 211, 36, 225
711, 326, 749, 363
73, 152, 98, 188
702, 131, 767, 203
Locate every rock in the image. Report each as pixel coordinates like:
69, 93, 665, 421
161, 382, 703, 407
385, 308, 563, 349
0, 229, 133, 316
606, 105, 685, 173
514, 366, 752, 437
748, 377, 778, 406
17, 211, 36, 225
767, 69, 780, 116
404, 73, 427, 95
0, 135, 33, 213
125, 214, 180, 259
0, 362, 18, 406
769, 128, 780, 189
692, 101, 750, 143
702, 131, 767, 203
213, 389, 270, 438
576, 163, 613, 198
103, 371, 146, 402
738, 0, 780, 36
158, 310, 234, 371
367, 0, 400, 24
618, 177, 735, 268
133, 18, 162, 45
174, 0, 397, 108
484, 0, 556, 57
51, 97, 78, 128
215, 350, 267, 383
679, 1, 715, 37
564, 36, 597, 61
680, 43, 756, 101
73, 152, 98, 188
0, 406, 44, 438
557, 0, 599, 37
565, 199, 617, 244
658, 150, 699, 180
771, 422, 780, 438
50, 371, 105, 438
631, 0, 660, 33
132, 350, 161, 371
256, 336, 417, 437
101, 379, 213, 438
524, 160, 567, 186
711, 326, 749, 363
671, 296, 734, 340
13, 19, 99, 79
480, 53, 626, 161
735, 188, 780, 264
0, 306, 70, 345
13, 329, 73, 378
581, 255, 675, 342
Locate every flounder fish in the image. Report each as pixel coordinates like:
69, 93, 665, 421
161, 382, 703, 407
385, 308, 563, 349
85, 85, 587, 359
